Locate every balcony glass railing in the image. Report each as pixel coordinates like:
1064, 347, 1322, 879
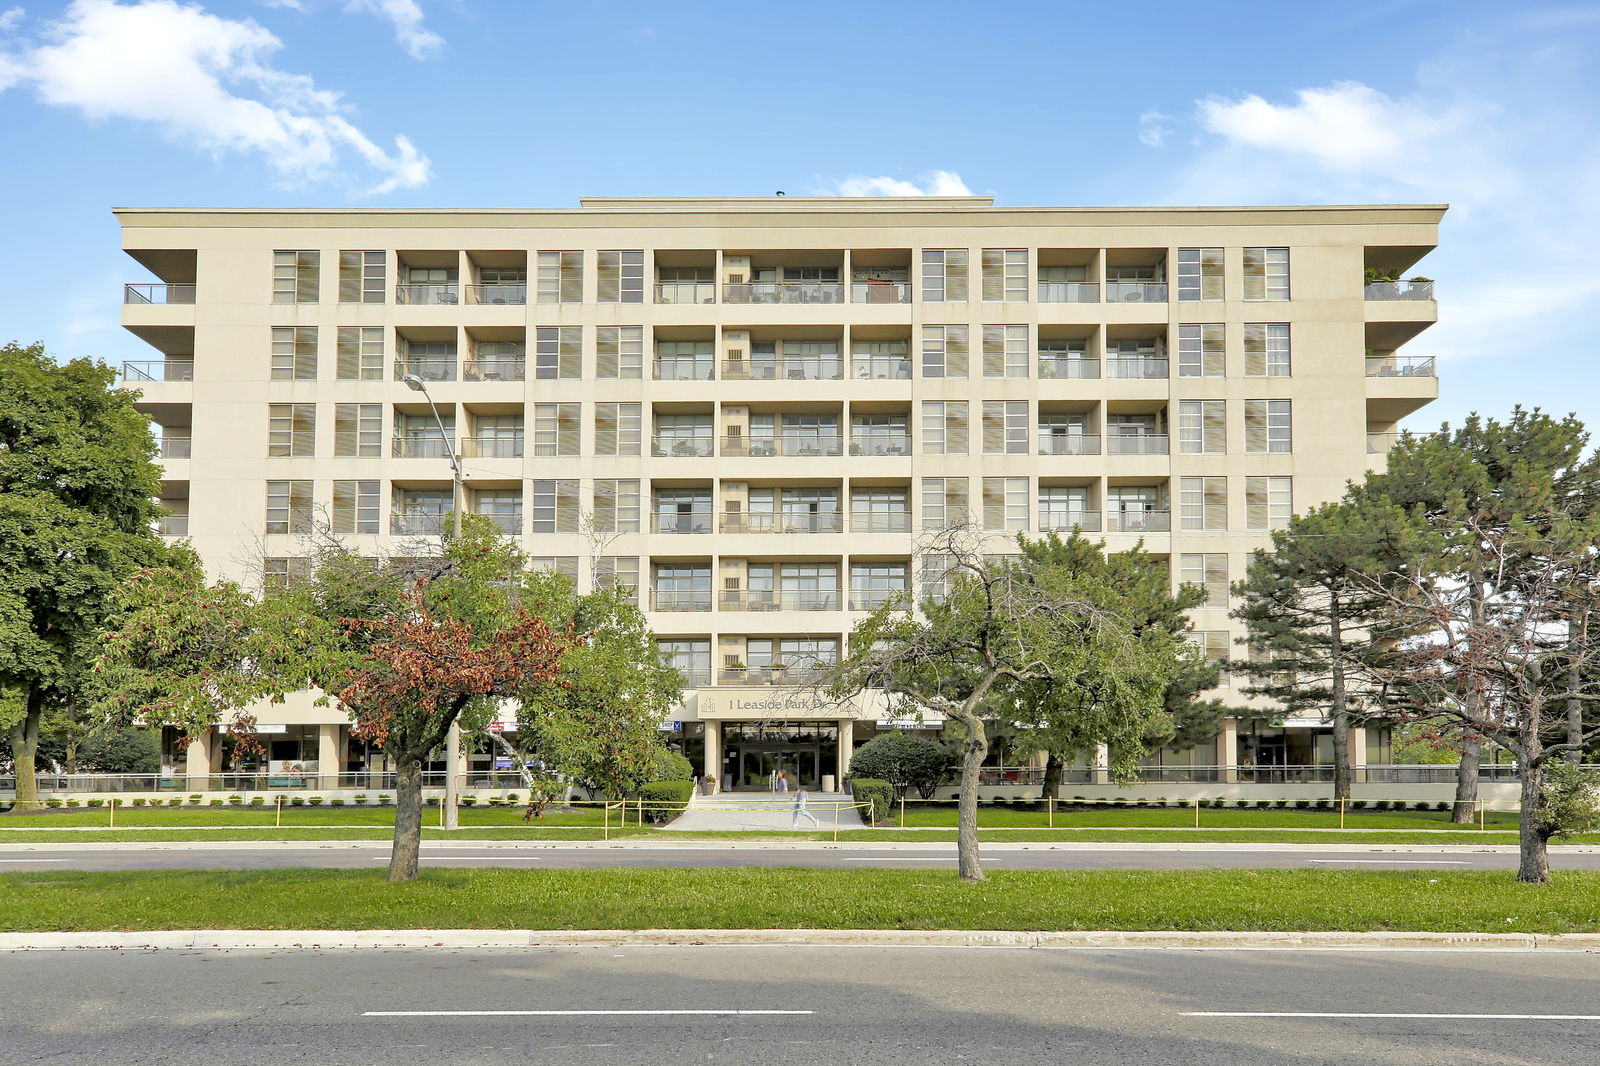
724, 281, 845, 304
1106, 434, 1169, 456
392, 436, 455, 459
653, 359, 715, 381
1038, 511, 1102, 533
719, 434, 843, 458
475, 512, 523, 535
653, 512, 714, 534
1365, 355, 1436, 377
654, 281, 716, 304
459, 436, 524, 459
121, 360, 194, 383
650, 590, 713, 612
720, 512, 844, 534
851, 356, 913, 379
1037, 282, 1099, 303
651, 436, 715, 457
124, 283, 195, 305
852, 280, 912, 303
1038, 433, 1100, 456
463, 358, 526, 381
849, 435, 912, 457
1367, 432, 1399, 454
395, 283, 460, 305
158, 437, 192, 460
1106, 509, 1171, 533
391, 512, 447, 535
1105, 356, 1168, 379
719, 589, 843, 612
850, 511, 912, 533
1364, 280, 1435, 301
1039, 356, 1099, 380
723, 358, 845, 381
717, 664, 832, 686
394, 358, 457, 382
156, 514, 189, 536
464, 283, 527, 305
1105, 282, 1168, 302
849, 588, 909, 611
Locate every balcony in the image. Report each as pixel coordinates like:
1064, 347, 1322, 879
121, 360, 194, 383
717, 664, 831, 686
394, 358, 457, 382
849, 435, 911, 457
653, 513, 713, 534
463, 357, 525, 382
851, 512, 912, 533
460, 437, 523, 459
720, 435, 842, 458
1364, 280, 1435, 301
1105, 282, 1168, 302
650, 589, 713, 612
723, 358, 844, 381
718, 589, 842, 612
1107, 434, 1169, 456
391, 512, 447, 535
723, 281, 845, 305
651, 436, 715, 458
852, 280, 912, 303
124, 283, 195, 305
1105, 356, 1168, 379
1039, 434, 1101, 456
1038, 511, 1102, 533
475, 512, 523, 535
849, 588, 909, 611
851, 355, 913, 379
1366, 355, 1436, 377
654, 281, 716, 304
1039, 357, 1099, 380
157, 436, 192, 460
1107, 510, 1171, 533
1037, 282, 1099, 303
464, 283, 527, 305
653, 359, 715, 381
720, 512, 844, 534
1367, 432, 1399, 454
392, 436, 455, 459
396, 283, 460, 305
156, 514, 189, 536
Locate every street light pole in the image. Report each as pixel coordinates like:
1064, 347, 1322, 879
403, 373, 463, 830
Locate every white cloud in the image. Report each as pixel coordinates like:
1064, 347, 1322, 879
344, 0, 440, 59
1197, 82, 1451, 173
0, 7, 25, 32
1138, 110, 1173, 148
823, 170, 973, 196
0, 0, 429, 195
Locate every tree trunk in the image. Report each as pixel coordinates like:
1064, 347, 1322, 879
1452, 737, 1481, 824
1041, 750, 1062, 800
1516, 757, 1550, 885
1328, 592, 1351, 802
7, 690, 43, 811
1568, 607, 1588, 763
388, 756, 424, 882
955, 713, 988, 882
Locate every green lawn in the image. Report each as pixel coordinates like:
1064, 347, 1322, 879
4, 868, 1599, 934
884, 803, 1522, 832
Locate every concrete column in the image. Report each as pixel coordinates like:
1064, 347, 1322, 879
317, 724, 341, 791
1349, 725, 1368, 784
1220, 719, 1239, 783
838, 718, 855, 788
184, 729, 213, 791
1092, 743, 1111, 785
703, 721, 721, 794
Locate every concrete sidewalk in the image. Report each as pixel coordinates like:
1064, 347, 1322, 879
665, 791, 867, 832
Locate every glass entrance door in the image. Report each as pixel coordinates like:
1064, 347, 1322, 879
721, 722, 838, 791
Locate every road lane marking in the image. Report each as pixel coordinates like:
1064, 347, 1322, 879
364, 1009, 813, 1017
1184, 1012, 1600, 1020
840, 857, 1000, 862
1305, 859, 1469, 865
0, 859, 64, 863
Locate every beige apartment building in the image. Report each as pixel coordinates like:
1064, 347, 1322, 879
116, 196, 1442, 796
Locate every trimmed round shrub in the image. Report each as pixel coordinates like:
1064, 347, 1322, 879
330, 798, 345, 807
849, 778, 893, 822
248, 796, 264, 807
651, 750, 696, 782
1234, 799, 1249, 808
353, 794, 369, 805
226, 794, 243, 806
290, 796, 306, 807
167, 797, 183, 807
638, 780, 695, 824
308, 796, 324, 807
131, 798, 147, 808
849, 732, 950, 799
1294, 799, 1311, 810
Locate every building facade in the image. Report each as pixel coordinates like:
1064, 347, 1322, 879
116, 196, 1441, 794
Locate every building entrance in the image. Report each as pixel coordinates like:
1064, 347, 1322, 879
720, 721, 838, 791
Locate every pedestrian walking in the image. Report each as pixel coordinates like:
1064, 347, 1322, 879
790, 788, 820, 829
775, 769, 790, 793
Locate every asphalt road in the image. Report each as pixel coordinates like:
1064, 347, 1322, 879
4, 945, 1598, 1065
2, 842, 1596, 872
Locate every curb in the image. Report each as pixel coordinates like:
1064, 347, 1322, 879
5, 928, 1600, 952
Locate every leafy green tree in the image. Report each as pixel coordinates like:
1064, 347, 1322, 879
0, 342, 172, 808
848, 731, 950, 799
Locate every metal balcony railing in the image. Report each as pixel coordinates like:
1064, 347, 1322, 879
850, 512, 912, 533
849, 436, 911, 457
723, 281, 845, 304
475, 512, 522, 535
720, 512, 844, 534
849, 589, 910, 611
1365, 355, 1436, 377
653, 512, 713, 534
463, 357, 526, 382
650, 589, 713, 612
459, 436, 523, 459
718, 590, 842, 612
1367, 432, 1399, 454
121, 360, 194, 383
393, 358, 457, 382
1107, 433, 1169, 455
1039, 357, 1099, 380
1037, 282, 1099, 303
719, 435, 843, 458
1105, 356, 1168, 379
1106, 509, 1171, 533
722, 358, 845, 381
1038, 433, 1100, 456
464, 283, 527, 305
124, 282, 196, 304
852, 280, 912, 303
392, 436, 455, 459
1105, 282, 1168, 302
716, 664, 832, 686
395, 283, 460, 305
654, 281, 716, 304
674, 669, 712, 688
652, 359, 715, 381
1038, 510, 1102, 533
158, 437, 192, 460
850, 356, 914, 379
651, 436, 715, 457
1364, 280, 1435, 301
391, 512, 447, 535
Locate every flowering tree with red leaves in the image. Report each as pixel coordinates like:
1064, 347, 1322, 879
334, 590, 574, 881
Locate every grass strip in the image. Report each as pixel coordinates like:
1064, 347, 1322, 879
3, 868, 1599, 934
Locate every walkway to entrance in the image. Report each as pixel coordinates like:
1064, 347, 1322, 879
664, 791, 867, 832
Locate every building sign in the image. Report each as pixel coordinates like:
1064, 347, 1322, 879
697, 688, 860, 721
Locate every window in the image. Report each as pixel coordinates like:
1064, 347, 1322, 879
1176, 247, 1223, 301
472, 414, 524, 458
921, 400, 968, 455
332, 480, 380, 534
921, 248, 968, 302
921, 325, 968, 378
592, 479, 640, 533
474, 488, 523, 534
1177, 323, 1225, 377
334, 403, 381, 457
336, 326, 383, 380
1191, 630, 1231, 684
981, 248, 1028, 301
982, 400, 1029, 454
264, 480, 312, 535
850, 487, 910, 532
1038, 485, 1090, 530
1245, 399, 1292, 453
1178, 400, 1227, 454
273, 250, 319, 303
922, 477, 969, 530
594, 402, 642, 456
1244, 247, 1289, 300
850, 564, 908, 610
1179, 476, 1228, 531
532, 403, 580, 457
1244, 323, 1291, 377
262, 557, 309, 590
270, 327, 317, 380
529, 556, 580, 583
982, 324, 1028, 378
596, 325, 643, 379
655, 339, 714, 380
594, 556, 640, 603
530, 480, 579, 534
338, 251, 384, 303
659, 639, 711, 685
920, 552, 957, 603
982, 477, 1029, 532
537, 250, 583, 303
1246, 476, 1293, 530
534, 326, 582, 379
598, 250, 644, 303
1180, 553, 1230, 608
267, 404, 316, 457
396, 336, 456, 381
394, 412, 453, 458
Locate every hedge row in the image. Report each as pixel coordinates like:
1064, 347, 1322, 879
849, 778, 893, 823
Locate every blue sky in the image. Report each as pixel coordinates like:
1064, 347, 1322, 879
2, 0, 1597, 433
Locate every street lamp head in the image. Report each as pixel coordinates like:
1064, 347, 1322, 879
402, 373, 427, 392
